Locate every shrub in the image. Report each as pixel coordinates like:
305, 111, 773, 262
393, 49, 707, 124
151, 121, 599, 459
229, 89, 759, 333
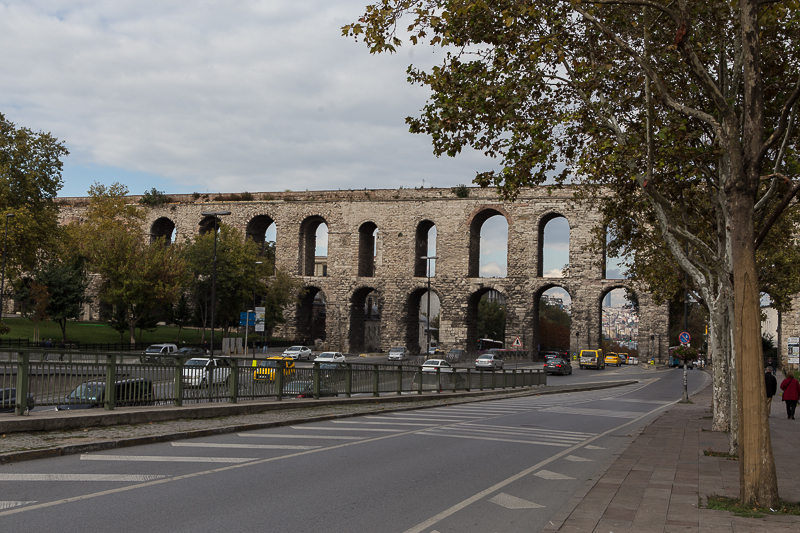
452, 184, 470, 198
139, 188, 171, 206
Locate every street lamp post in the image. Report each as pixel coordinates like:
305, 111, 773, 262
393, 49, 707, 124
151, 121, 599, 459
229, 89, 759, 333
421, 256, 438, 355
201, 211, 231, 359
250, 261, 263, 356
0, 213, 15, 324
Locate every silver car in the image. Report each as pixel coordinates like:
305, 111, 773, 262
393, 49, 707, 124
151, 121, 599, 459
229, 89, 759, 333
475, 353, 504, 370
314, 352, 346, 363
282, 345, 313, 360
388, 346, 409, 361
182, 358, 232, 387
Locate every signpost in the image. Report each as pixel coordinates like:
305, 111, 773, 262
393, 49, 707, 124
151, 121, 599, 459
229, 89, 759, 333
255, 307, 265, 333
789, 337, 799, 366
512, 336, 523, 348
679, 331, 691, 345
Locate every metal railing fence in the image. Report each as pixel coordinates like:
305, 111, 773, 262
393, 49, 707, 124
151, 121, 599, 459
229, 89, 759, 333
0, 349, 547, 415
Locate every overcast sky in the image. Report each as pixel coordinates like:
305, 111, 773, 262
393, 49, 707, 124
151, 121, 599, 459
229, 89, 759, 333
0, 0, 625, 291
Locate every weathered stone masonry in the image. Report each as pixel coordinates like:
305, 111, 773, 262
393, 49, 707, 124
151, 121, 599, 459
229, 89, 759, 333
56, 187, 670, 359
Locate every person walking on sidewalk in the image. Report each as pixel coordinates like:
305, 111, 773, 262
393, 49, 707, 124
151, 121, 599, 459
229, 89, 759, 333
766, 368, 778, 417
780, 371, 800, 419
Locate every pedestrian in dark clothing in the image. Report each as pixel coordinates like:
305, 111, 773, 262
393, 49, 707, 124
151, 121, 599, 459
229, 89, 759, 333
767, 357, 776, 375
766, 368, 778, 417
780, 371, 800, 420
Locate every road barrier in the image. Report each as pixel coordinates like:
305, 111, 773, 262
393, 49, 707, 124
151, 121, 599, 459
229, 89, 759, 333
0, 349, 547, 415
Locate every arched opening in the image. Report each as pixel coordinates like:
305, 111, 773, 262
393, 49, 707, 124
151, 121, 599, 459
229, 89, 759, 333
465, 289, 506, 354
414, 220, 437, 277
604, 226, 628, 279
358, 222, 378, 277
150, 217, 176, 246
349, 287, 381, 353
403, 287, 441, 354
198, 216, 218, 235
601, 287, 640, 359
296, 287, 327, 344
246, 215, 277, 262
534, 286, 572, 358
538, 214, 570, 277
468, 209, 508, 278
298, 216, 328, 277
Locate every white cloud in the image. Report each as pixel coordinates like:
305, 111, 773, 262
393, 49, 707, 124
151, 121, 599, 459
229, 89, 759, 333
480, 261, 506, 278
543, 268, 564, 278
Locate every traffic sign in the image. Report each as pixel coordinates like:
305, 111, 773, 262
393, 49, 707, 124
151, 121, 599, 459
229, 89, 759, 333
679, 331, 691, 345
512, 336, 523, 348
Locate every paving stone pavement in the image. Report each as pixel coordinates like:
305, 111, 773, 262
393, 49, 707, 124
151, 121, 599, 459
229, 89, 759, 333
544, 372, 800, 532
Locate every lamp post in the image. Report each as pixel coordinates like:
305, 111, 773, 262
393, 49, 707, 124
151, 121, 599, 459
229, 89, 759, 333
421, 255, 438, 355
200, 210, 231, 359
0, 213, 14, 323
250, 261, 263, 355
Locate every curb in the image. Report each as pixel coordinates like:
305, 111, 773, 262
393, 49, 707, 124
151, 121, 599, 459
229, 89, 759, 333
0, 380, 637, 465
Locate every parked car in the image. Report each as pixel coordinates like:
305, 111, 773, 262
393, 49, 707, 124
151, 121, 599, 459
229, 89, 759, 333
445, 348, 465, 363
182, 358, 232, 387
579, 349, 605, 370
604, 353, 621, 366
319, 362, 347, 379
253, 356, 296, 381
545, 358, 573, 375
0, 388, 35, 413
56, 379, 153, 410
282, 380, 339, 398
314, 352, 346, 363
475, 353, 504, 370
421, 359, 454, 372
387, 346, 409, 361
141, 343, 178, 364
282, 345, 313, 360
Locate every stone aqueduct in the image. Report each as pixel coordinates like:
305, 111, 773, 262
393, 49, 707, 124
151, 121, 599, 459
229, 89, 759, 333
56, 186, 671, 359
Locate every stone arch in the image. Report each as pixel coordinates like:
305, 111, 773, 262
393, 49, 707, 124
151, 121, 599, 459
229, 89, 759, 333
537, 212, 571, 277
414, 220, 436, 277
358, 221, 378, 277
533, 283, 573, 357
598, 285, 639, 353
150, 217, 176, 246
349, 286, 381, 353
298, 216, 328, 277
296, 286, 327, 344
465, 287, 506, 354
404, 286, 442, 354
468, 207, 509, 278
198, 215, 217, 235
246, 215, 276, 258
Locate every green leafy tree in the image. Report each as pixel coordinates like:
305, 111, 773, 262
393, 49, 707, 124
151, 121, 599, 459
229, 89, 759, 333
539, 298, 571, 352
107, 305, 129, 342
14, 279, 50, 343
345, 0, 800, 505
37, 255, 88, 342
172, 294, 192, 341
477, 297, 505, 341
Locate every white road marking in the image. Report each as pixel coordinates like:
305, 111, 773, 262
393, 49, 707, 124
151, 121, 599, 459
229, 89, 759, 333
613, 398, 672, 404
541, 406, 643, 419
584, 445, 606, 450
0, 474, 166, 482
0, 502, 35, 509
565, 455, 594, 462
369, 416, 472, 423
81, 455, 255, 463
417, 432, 571, 447
488, 493, 544, 509
331, 420, 438, 427
289, 426, 401, 432
434, 426, 586, 443
534, 470, 575, 480
238, 433, 362, 440
171, 442, 321, 450
463, 423, 595, 438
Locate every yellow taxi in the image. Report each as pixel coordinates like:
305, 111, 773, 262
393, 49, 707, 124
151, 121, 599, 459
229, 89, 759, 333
604, 352, 621, 366
252, 356, 296, 381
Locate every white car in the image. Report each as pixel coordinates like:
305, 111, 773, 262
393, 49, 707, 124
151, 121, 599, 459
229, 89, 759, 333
182, 358, 232, 387
388, 346, 409, 361
282, 345, 313, 360
475, 353, 504, 370
627, 356, 639, 365
421, 359, 453, 372
314, 352, 346, 363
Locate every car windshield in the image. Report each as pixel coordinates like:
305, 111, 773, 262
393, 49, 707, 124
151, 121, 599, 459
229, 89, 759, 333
68, 383, 103, 401
287, 346, 303, 351
145, 347, 162, 353
318, 353, 334, 358
478, 355, 492, 360
389, 347, 404, 353
185, 359, 208, 367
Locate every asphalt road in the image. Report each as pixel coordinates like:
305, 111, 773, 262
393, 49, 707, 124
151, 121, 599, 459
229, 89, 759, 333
0, 365, 709, 532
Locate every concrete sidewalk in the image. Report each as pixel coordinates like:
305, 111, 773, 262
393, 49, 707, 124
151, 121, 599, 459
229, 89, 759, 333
545, 375, 800, 532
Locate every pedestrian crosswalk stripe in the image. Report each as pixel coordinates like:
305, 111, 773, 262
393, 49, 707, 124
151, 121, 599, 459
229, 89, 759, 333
81, 455, 255, 463
613, 398, 672, 405
0, 502, 35, 509
331, 420, 438, 427
417, 431, 571, 447
464, 423, 595, 438
534, 470, 575, 480
238, 433, 362, 440
541, 406, 642, 419
0, 474, 166, 482
371, 416, 472, 423
565, 455, 593, 462
488, 493, 544, 509
584, 445, 606, 450
445, 426, 586, 442
171, 442, 321, 450
290, 426, 401, 432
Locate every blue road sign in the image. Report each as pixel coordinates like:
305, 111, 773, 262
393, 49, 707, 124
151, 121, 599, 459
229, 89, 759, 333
239, 312, 255, 327
679, 331, 691, 345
